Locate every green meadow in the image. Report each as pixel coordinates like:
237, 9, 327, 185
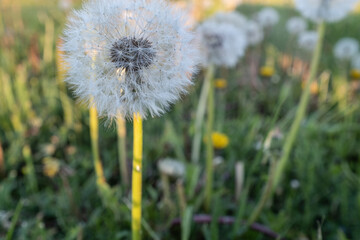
0, 1, 360, 239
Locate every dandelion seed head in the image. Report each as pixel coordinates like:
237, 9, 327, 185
290, 179, 300, 189
286, 17, 307, 35
245, 20, 264, 46
294, 0, 360, 23
211, 11, 248, 29
62, 0, 200, 120
110, 37, 155, 72
256, 7, 279, 28
158, 158, 185, 177
298, 31, 318, 52
197, 20, 247, 67
333, 37, 359, 61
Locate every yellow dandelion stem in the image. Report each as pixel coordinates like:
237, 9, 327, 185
205, 69, 215, 211
89, 106, 106, 185
117, 115, 129, 187
132, 113, 143, 240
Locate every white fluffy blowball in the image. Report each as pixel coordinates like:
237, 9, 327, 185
286, 17, 307, 35
245, 20, 264, 46
62, 0, 200, 120
211, 11, 248, 29
197, 20, 248, 67
333, 38, 359, 61
256, 7, 280, 28
294, 0, 360, 23
211, 12, 257, 46
298, 31, 319, 52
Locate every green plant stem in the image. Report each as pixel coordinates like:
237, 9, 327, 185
0, 140, 4, 175
272, 22, 326, 189
117, 116, 129, 187
56, 40, 74, 128
6, 200, 23, 240
23, 145, 38, 193
244, 22, 326, 228
176, 180, 187, 213
181, 206, 193, 240
1, 69, 24, 133
160, 172, 171, 204
89, 106, 106, 186
14, 65, 32, 119
192, 65, 215, 164
215, 89, 226, 132
0, 12, 4, 35
205, 67, 215, 210
43, 17, 54, 64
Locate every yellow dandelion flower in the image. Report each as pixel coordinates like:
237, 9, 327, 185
310, 82, 319, 95
43, 158, 60, 178
260, 66, 275, 78
215, 78, 228, 89
350, 69, 360, 79
212, 132, 229, 149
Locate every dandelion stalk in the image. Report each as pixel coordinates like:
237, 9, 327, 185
205, 66, 215, 210
132, 113, 143, 240
272, 22, 325, 189
192, 65, 215, 164
14, 65, 32, 119
117, 115, 129, 187
176, 180, 187, 213
0, 11, 4, 35
89, 105, 106, 185
23, 145, 38, 193
0, 69, 24, 133
246, 21, 325, 227
5, 200, 23, 240
0, 140, 4, 175
43, 17, 54, 64
56, 40, 74, 128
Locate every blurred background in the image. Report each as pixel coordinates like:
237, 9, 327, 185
1, 0, 360, 239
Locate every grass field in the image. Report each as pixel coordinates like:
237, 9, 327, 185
0, 1, 360, 239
